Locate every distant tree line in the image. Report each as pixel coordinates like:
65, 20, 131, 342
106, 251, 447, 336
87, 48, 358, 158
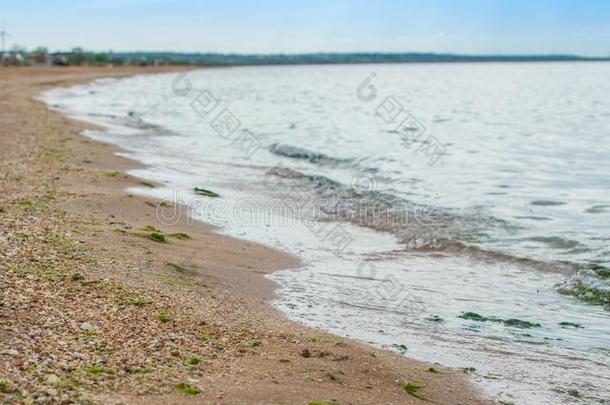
3, 46, 609, 67
2, 46, 183, 66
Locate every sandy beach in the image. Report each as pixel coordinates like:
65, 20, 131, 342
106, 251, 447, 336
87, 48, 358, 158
0, 66, 487, 404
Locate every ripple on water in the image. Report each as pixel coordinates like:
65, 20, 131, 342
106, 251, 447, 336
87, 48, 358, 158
530, 200, 568, 206
585, 205, 610, 214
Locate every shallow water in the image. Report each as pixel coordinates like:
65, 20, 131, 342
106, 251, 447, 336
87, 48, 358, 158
42, 63, 610, 404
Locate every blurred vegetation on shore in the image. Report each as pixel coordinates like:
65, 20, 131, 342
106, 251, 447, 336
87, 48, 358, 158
1, 46, 189, 67
2, 46, 609, 67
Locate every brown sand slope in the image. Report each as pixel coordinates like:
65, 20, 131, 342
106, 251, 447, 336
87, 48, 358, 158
0, 66, 488, 404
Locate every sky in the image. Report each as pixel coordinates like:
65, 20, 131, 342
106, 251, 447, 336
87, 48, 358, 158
2, 0, 610, 56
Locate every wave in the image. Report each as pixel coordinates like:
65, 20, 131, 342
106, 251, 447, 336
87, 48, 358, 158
269, 166, 505, 251
524, 236, 587, 250
267, 166, 610, 307
269, 143, 352, 166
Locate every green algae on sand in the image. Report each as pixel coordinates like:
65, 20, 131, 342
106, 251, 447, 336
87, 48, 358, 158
403, 381, 426, 400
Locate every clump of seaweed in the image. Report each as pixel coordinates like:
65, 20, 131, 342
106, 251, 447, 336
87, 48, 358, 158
403, 381, 425, 400
155, 309, 173, 323
554, 387, 582, 398
87, 366, 111, 376
503, 319, 541, 328
13, 198, 37, 209
458, 312, 487, 322
558, 284, 610, 309
170, 232, 191, 240
590, 264, 610, 279
194, 187, 220, 198
458, 312, 541, 328
568, 287, 610, 307
123, 294, 149, 307
392, 344, 408, 353
556, 265, 610, 310
148, 232, 167, 243
566, 389, 581, 398
558, 322, 583, 328
0, 380, 15, 394
176, 382, 199, 395
132, 230, 168, 243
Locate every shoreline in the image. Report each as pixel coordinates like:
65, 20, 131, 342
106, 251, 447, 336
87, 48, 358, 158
0, 66, 487, 404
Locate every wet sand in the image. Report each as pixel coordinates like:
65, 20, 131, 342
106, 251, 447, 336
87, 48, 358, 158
0, 66, 488, 404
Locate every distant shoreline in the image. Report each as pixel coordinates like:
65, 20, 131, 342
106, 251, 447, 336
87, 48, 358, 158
103, 51, 610, 66
4, 51, 608, 69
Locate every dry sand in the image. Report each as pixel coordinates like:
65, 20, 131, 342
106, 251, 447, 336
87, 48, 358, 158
0, 66, 488, 404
